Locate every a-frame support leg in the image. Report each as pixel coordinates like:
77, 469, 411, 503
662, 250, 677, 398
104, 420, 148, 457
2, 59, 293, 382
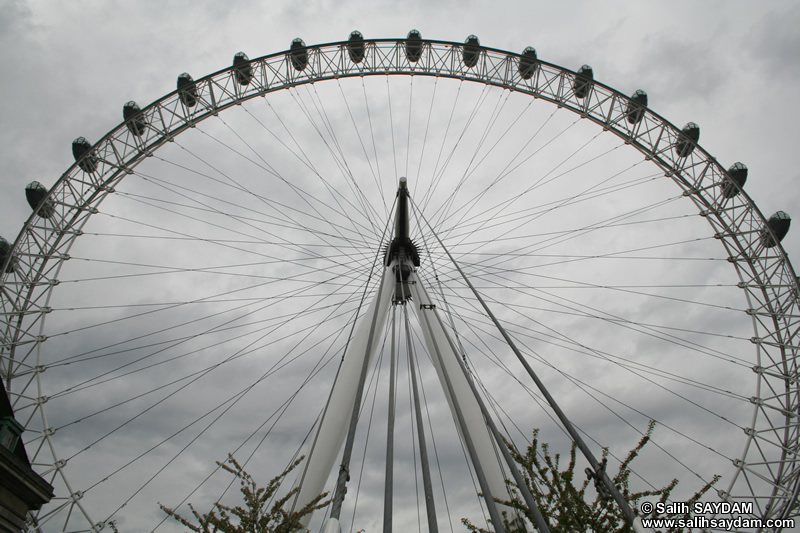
291, 266, 394, 531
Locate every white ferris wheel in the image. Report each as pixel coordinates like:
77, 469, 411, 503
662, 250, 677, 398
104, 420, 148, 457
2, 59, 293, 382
1, 32, 798, 533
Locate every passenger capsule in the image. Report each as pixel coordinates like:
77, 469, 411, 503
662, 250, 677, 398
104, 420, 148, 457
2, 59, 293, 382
405, 29, 423, 62
462, 35, 480, 68
625, 89, 648, 124
25, 181, 55, 218
123, 101, 147, 136
347, 31, 365, 64
72, 137, 97, 173
518, 46, 538, 80
291, 38, 308, 71
760, 211, 791, 248
233, 52, 253, 86
0, 237, 16, 274
721, 162, 748, 198
674, 122, 700, 158
177, 73, 198, 107
573, 65, 594, 99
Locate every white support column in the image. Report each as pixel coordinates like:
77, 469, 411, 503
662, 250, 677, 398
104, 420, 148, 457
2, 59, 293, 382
291, 266, 395, 530
406, 268, 518, 522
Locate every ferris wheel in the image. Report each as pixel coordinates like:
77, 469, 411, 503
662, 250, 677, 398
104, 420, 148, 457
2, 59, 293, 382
1, 32, 798, 533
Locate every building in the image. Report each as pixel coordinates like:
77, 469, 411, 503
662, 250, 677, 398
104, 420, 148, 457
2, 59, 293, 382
0, 380, 53, 533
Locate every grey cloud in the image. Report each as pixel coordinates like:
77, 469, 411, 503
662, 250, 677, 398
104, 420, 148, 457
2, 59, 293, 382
2, 3, 799, 532
747, 4, 800, 82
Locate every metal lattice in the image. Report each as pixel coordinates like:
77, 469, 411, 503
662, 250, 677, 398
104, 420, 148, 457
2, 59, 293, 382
1, 38, 798, 531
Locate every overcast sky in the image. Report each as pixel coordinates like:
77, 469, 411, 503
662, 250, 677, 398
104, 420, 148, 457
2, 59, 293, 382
2, 0, 799, 258
2, 1, 799, 533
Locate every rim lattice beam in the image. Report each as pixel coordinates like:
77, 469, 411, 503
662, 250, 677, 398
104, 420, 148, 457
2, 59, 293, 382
0, 38, 797, 531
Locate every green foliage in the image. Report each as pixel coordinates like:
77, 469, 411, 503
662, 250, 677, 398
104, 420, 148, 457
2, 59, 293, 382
160, 455, 329, 533
462, 421, 719, 533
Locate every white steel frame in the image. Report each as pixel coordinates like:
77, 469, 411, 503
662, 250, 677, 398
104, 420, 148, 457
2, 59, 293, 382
291, 259, 523, 532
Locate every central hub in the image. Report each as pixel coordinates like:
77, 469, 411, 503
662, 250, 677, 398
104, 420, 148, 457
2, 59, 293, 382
384, 178, 421, 267
384, 178, 420, 303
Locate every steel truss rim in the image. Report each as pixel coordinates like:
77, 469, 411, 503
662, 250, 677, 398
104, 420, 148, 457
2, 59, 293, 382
0, 36, 797, 531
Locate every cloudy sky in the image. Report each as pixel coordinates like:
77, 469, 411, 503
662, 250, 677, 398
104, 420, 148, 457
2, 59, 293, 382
2, 1, 799, 533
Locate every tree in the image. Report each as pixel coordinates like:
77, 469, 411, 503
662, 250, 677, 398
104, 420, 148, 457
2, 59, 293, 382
462, 421, 719, 533
160, 455, 329, 533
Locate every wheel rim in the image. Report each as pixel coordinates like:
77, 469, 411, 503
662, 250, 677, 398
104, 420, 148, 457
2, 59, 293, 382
1, 38, 797, 532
